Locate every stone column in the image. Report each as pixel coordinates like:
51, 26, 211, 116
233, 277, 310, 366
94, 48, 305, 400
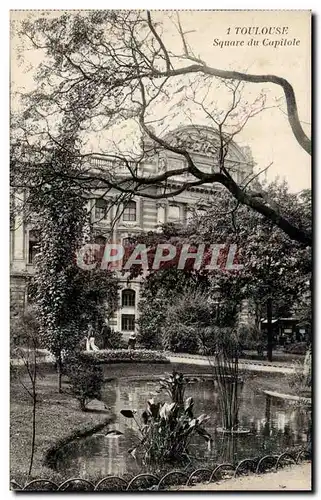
11, 191, 26, 272
156, 203, 166, 228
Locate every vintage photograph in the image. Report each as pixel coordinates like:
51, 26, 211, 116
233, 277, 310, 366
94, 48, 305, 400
10, 9, 311, 491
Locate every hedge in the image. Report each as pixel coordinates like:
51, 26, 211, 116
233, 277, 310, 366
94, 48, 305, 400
80, 349, 170, 364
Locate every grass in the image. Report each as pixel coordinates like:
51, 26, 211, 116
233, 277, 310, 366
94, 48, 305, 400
10, 365, 114, 486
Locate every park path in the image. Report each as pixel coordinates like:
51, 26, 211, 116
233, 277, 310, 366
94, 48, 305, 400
178, 462, 311, 491
11, 348, 298, 374
168, 354, 297, 374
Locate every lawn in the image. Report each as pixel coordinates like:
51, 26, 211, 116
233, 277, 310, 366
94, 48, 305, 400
10, 364, 114, 486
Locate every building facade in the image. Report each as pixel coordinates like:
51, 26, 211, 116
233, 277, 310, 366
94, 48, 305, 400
10, 126, 254, 339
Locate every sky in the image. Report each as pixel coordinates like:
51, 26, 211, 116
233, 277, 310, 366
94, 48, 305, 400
10, 9, 311, 192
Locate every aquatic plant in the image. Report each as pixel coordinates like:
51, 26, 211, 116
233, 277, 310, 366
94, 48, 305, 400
208, 327, 244, 432
120, 372, 211, 466
158, 371, 187, 405
212, 352, 243, 431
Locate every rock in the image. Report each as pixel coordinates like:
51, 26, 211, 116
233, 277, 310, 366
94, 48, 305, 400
85, 399, 108, 411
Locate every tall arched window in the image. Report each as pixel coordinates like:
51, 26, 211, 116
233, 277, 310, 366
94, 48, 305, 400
94, 235, 106, 262
123, 201, 136, 221
168, 204, 180, 222
122, 289, 136, 307
95, 198, 108, 220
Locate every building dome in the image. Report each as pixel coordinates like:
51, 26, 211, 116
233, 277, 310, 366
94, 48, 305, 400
162, 125, 251, 164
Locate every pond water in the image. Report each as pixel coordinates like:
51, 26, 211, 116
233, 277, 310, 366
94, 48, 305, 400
55, 373, 309, 478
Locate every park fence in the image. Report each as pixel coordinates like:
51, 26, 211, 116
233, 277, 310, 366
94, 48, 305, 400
11, 447, 311, 491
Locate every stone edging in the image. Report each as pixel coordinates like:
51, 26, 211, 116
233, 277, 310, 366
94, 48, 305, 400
43, 415, 114, 469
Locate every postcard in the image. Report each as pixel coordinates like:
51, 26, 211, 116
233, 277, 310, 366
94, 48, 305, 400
10, 9, 311, 492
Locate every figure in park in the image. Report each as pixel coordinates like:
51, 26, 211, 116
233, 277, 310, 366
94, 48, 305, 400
101, 320, 112, 349
86, 323, 99, 351
128, 332, 137, 350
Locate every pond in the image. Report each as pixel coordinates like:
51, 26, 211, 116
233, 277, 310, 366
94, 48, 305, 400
55, 369, 309, 478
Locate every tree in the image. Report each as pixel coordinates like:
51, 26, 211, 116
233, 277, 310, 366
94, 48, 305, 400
162, 289, 213, 353
11, 11, 311, 246
29, 141, 87, 391
66, 353, 104, 411
137, 269, 209, 350
28, 139, 119, 391
127, 226, 210, 349
188, 180, 311, 360
137, 287, 167, 350
69, 267, 119, 344
10, 307, 40, 478
128, 223, 243, 351
123, 180, 310, 359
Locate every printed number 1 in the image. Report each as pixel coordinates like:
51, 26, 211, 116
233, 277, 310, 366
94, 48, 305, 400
227, 28, 231, 35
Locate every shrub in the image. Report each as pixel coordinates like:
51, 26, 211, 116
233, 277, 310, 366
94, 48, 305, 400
162, 290, 215, 354
10, 305, 40, 351
107, 330, 126, 349
237, 324, 264, 355
66, 354, 104, 411
80, 349, 170, 364
284, 342, 307, 355
137, 294, 166, 350
163, 324, 200, 354
94, 327, 126, 350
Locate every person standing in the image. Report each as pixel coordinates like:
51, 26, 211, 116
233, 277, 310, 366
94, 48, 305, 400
87, 323, 99, 351
128, 332, 137, 350
101, 321, 112, 349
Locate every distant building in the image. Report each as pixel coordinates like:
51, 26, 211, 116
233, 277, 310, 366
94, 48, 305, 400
261, 317, 309, 346
10, 125, 254, 340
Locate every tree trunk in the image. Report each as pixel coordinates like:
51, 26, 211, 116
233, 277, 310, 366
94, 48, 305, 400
28, 392, 36, 477
254, 302, 263, 356
28, 357, 37, 478
266, 297, 273, 362
57, 354, 62, 393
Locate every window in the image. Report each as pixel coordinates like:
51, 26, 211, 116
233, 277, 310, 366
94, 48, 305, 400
122, 237, 134, 247
168, 204, 180, 222
94, 235, 106, 261
95, 198, 108, 220
28, 230, 40, 264
123, 201, 136, 221
121, 314, 135, 331
95, 235, 107, 246
122, 289, 135, 307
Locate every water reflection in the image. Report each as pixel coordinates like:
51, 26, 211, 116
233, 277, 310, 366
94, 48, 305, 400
55, 377, 308, 478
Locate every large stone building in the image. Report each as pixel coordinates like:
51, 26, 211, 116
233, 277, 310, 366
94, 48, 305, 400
10, 126, 254, 338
